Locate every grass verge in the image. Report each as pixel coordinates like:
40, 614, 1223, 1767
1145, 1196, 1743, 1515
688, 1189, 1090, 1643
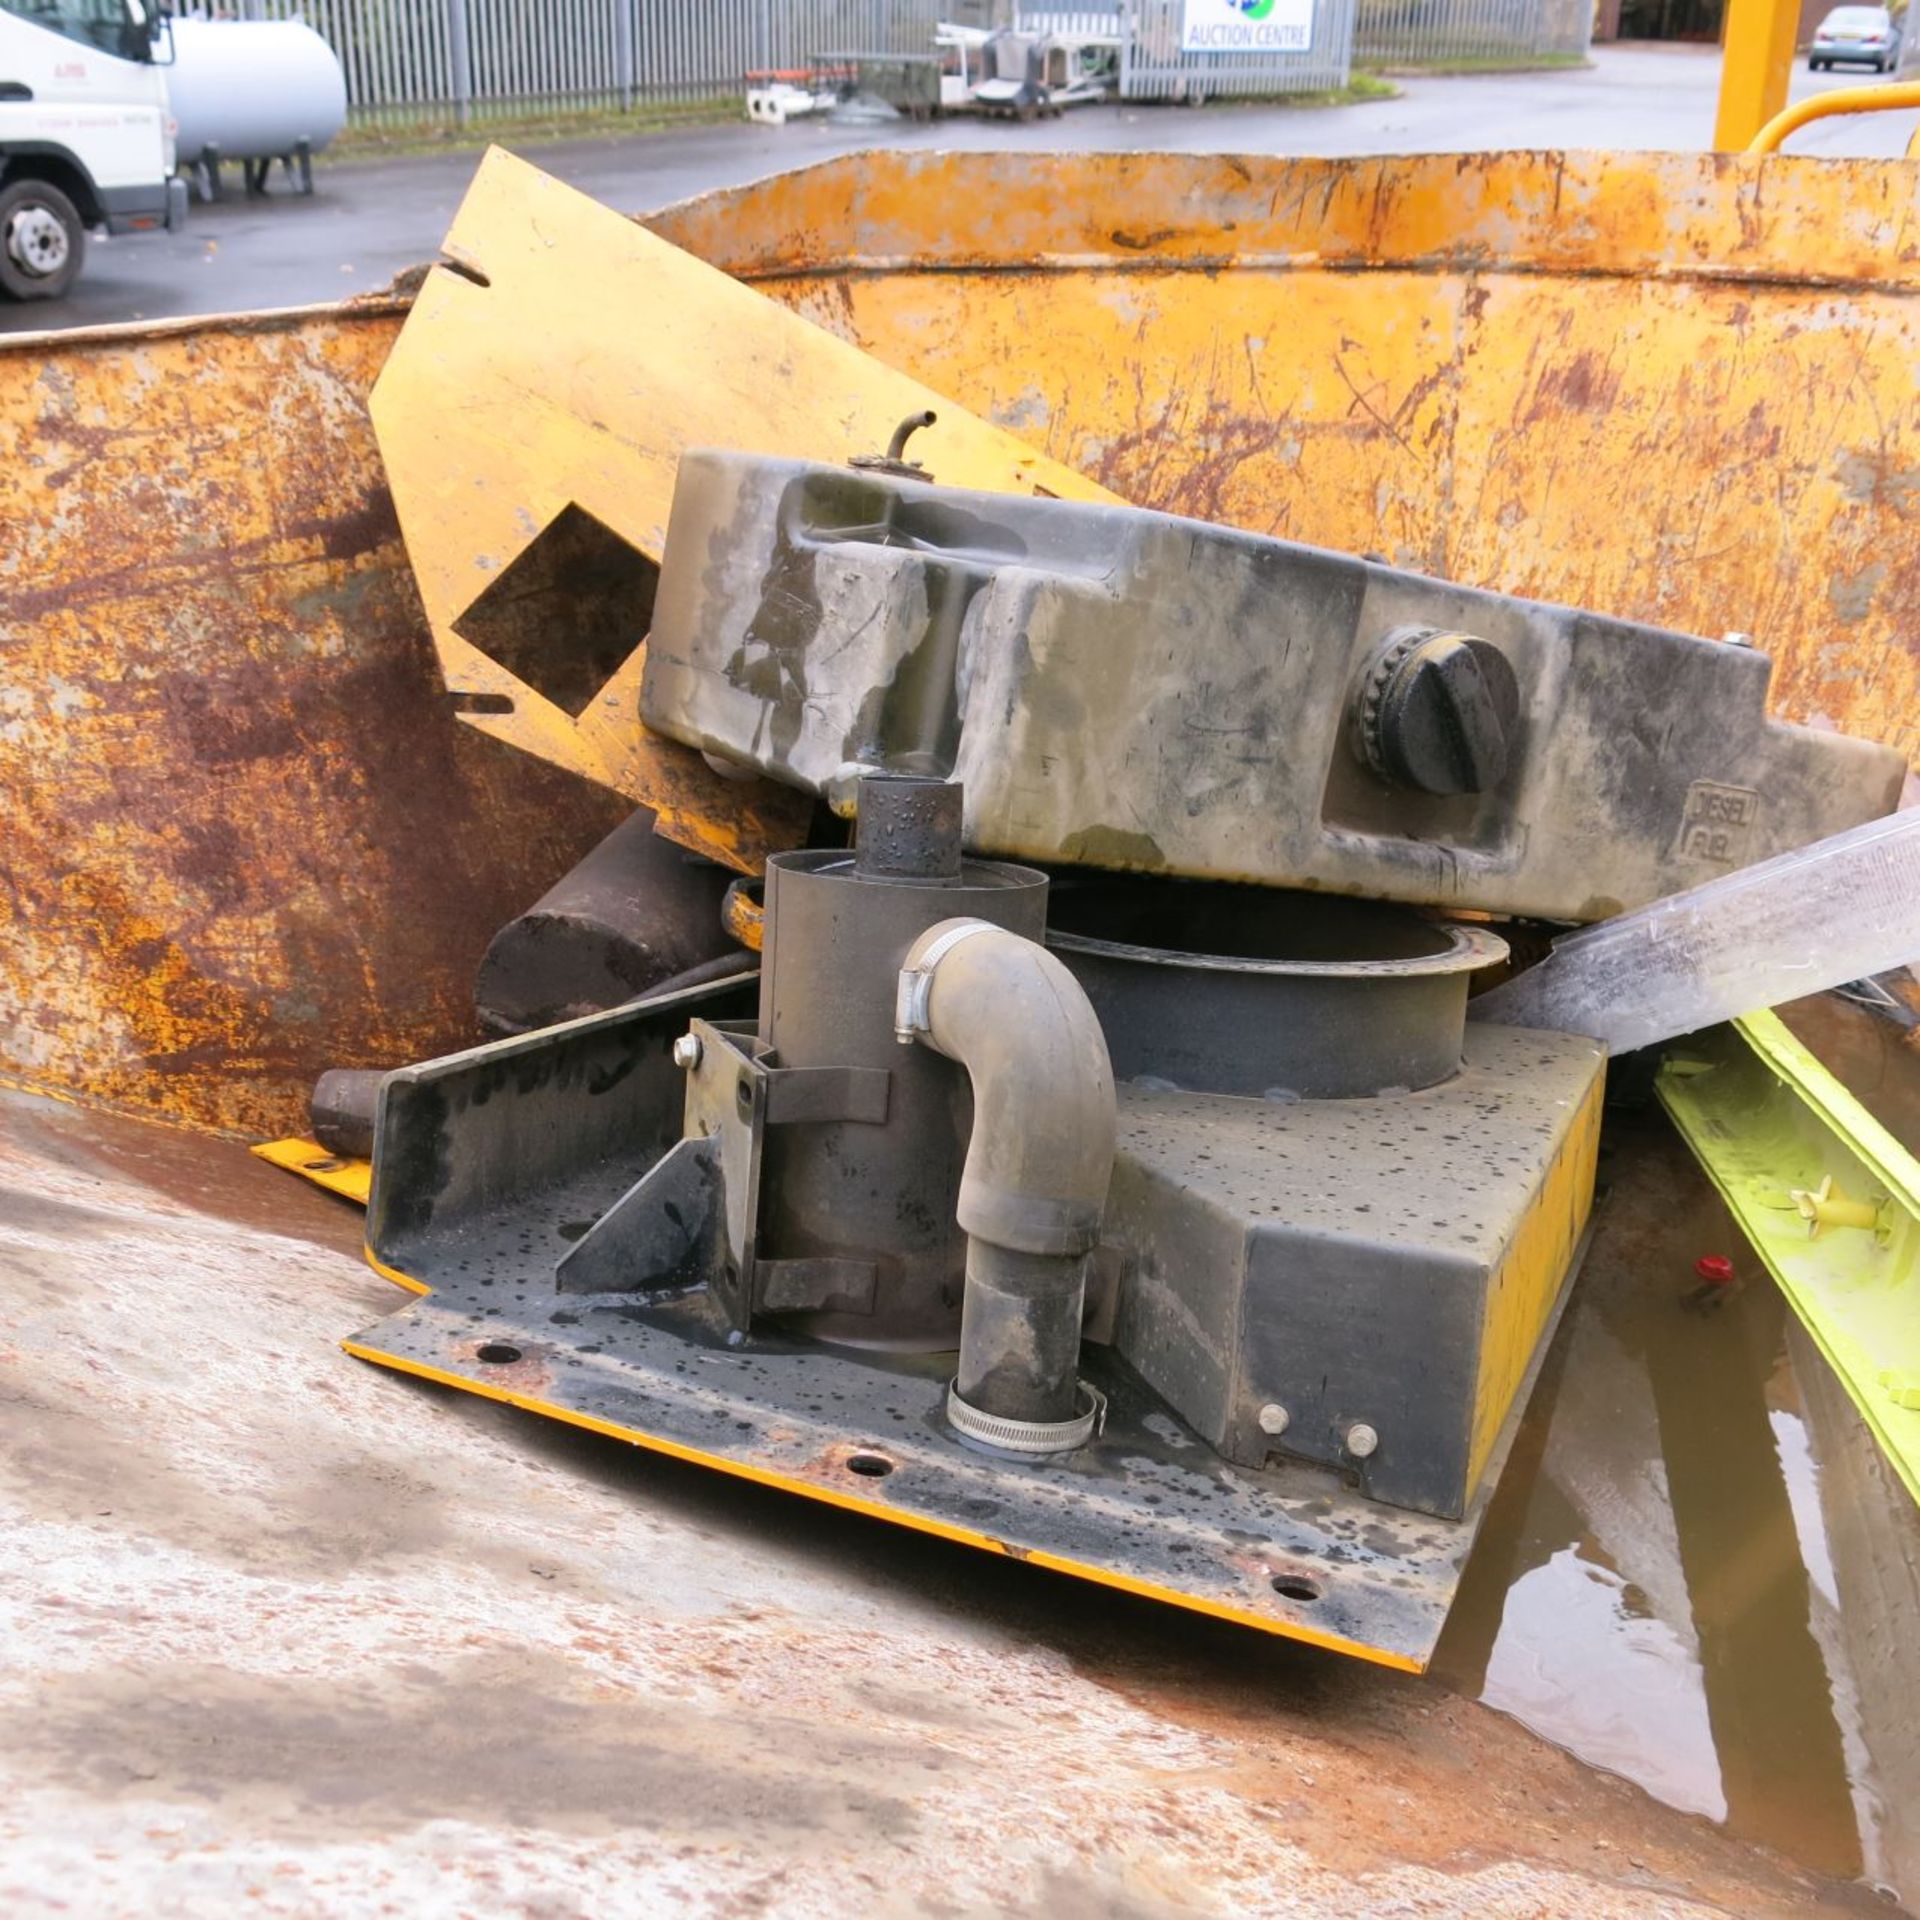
331, 96, 741, 162
1286, 72, 1402, 104
1360, 53, 1592, 75
1185, 72, 1401, 106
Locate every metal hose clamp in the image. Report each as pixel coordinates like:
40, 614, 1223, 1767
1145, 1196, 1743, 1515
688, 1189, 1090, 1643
895, 918, 998, 1043
945, 1379, 1106, 1457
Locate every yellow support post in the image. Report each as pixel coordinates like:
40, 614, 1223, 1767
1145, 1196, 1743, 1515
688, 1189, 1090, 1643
1745, 79, 1920, 150
1715, 0, 1805, 151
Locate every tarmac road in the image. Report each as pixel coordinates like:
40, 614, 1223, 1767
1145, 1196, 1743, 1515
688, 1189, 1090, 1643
6, 42, 1916, 334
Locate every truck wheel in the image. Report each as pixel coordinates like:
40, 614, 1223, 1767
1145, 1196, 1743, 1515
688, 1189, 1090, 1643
0, 178, 85, 301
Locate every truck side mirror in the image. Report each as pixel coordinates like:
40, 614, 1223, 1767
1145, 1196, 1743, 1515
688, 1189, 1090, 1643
143, 2, 177, 68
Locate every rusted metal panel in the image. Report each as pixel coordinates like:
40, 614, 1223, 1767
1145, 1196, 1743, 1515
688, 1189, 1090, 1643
649, 150, 1920, 774
0, 306, 630, 1139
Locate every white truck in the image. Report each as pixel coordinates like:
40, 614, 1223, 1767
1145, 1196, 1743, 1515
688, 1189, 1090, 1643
0, 0, 184, 301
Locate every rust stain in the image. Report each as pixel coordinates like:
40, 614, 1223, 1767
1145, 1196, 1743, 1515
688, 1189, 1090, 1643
1522, 348, 1623, 423
453, 1337, 558, 1399
0, 309, 630, 1140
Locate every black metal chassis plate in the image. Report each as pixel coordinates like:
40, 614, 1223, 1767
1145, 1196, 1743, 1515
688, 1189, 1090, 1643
351, 975, 1584, 1671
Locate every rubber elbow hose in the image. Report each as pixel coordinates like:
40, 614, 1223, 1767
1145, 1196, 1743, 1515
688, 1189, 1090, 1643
897, 918, 1117, 1450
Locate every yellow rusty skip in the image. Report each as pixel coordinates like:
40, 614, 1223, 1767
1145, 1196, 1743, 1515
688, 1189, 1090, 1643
1, 148, 1914, 1137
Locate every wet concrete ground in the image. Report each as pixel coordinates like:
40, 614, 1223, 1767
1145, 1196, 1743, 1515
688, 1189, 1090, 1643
2, 1035, 1916, 1915
9, 43, 1918, 335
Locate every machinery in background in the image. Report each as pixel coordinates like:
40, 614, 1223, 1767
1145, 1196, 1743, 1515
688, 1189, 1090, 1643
936, 21, 1121, 116
744, 69, 834, 125
743, 27, 1120, 126
165, 14, 347, 201
746, 52, 942, 126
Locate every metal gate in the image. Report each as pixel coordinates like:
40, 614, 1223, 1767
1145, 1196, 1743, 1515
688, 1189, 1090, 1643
1021, 0, 1357, 98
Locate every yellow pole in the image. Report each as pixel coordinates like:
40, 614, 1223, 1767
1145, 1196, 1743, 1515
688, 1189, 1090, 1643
1714, 0, 1805, 151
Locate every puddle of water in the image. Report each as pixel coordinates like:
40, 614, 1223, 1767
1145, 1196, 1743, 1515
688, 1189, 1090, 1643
1482, 1546, 1725, 1823
1434, 1106, 1920, 1910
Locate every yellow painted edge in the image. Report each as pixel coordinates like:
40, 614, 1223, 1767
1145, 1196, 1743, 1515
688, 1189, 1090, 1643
341, 1337, 1426, 1673
363, 1245, 432, 1297
1467, 1066, 1605, 1492
251, 1137, 373, 1206
0, 1071, 89, 1112
249, 1139, 427, 1297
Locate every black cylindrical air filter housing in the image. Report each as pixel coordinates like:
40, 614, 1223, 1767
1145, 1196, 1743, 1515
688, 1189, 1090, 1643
756, 775, 1045, 1349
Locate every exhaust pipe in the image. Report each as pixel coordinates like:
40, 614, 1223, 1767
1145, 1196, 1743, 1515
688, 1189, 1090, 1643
897, 917, 1116, 1454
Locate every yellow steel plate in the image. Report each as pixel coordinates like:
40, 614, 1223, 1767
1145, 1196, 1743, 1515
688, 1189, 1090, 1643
251, 1136, 374, 1205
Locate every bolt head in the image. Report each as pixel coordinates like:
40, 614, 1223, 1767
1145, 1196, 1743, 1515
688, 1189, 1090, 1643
1345, 1422, 1380, 1459
672, 1033, 703, 1071
1257, 1403, 1290, 1436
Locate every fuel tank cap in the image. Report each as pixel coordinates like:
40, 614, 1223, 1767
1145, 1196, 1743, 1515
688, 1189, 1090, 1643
1355, 625, 1520, 796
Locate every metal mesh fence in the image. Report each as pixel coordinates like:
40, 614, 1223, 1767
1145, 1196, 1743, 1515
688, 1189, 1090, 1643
242, 0, 950, 125
239, 0, 1581, 123
1352, 0, 1589, 64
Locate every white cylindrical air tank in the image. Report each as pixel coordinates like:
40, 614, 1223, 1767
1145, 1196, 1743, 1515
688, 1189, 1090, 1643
165, 18, 347, 164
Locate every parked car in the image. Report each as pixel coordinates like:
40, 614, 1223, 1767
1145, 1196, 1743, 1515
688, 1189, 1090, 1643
1808, 4, 1901, 70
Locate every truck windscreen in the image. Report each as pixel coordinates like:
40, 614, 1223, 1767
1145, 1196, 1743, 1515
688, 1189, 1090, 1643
0, 0, 151, 63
